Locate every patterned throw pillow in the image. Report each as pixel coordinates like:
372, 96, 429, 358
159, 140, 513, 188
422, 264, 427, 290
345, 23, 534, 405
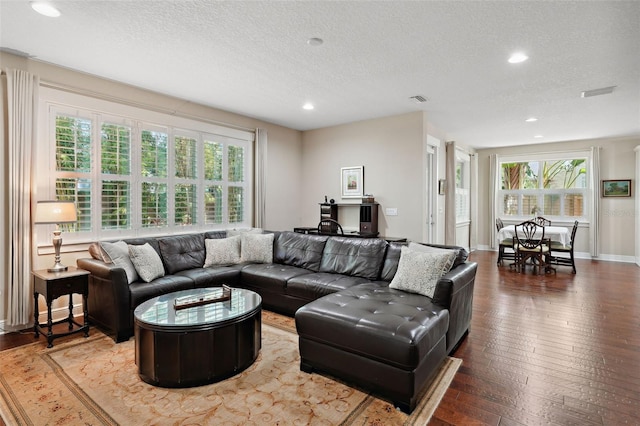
241, 233, 274, 264
407, 242, 457, 272
204, 235, 242, 267
128, 243, 165, 283
99, 241, 139, 284
389, 246, 457, 298
227, 228, 263, 237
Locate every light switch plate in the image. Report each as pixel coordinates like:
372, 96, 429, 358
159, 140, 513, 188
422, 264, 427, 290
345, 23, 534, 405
385, 208, 398, 216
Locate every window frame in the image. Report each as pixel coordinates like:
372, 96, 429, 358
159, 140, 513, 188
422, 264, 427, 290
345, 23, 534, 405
37, 87, 254, 249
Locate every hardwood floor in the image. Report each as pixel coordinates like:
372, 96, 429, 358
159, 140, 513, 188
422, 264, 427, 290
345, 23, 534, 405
433, 250, 640, 425
1, 251, 639, 425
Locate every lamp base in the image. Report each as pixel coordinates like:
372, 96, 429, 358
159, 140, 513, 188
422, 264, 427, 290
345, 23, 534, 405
47, 262, 69, 273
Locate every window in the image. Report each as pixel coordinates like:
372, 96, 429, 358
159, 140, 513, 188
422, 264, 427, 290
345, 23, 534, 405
455, 151, 470, 223
498, 155, 588, 220
39, 88, 254, 245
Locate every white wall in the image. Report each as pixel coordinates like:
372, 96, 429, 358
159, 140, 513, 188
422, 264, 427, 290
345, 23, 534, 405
476, 137, 639, 260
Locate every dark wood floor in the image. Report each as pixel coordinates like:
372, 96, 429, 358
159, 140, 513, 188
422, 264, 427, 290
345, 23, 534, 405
2, 251, 639, 425
432, 250, 640, 425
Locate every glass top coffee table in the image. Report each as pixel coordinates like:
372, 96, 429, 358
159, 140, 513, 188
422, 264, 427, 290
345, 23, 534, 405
134, 286, 262, 387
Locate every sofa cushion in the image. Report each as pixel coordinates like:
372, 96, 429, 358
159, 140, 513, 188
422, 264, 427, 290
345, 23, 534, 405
389, 246, 456, 298
295, 282, 449, 370
241, 233, 274, 263
129, 275, 195, 308
379, 241, 407, 282
319, 237, 388, 280
99, 241, 139, 284
274, 232, 328, 272
175, 267, 241, 288
286, 273, 370, 301
204, 235, 242, 266
158, 233, 206, 274
128, 243, 166, 283
240, 263, 310, 293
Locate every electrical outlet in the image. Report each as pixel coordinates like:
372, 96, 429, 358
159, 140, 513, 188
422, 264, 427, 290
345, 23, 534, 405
385, 208, 398, 216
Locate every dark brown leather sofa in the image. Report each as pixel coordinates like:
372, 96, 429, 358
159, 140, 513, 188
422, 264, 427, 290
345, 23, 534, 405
77, 230, 477, 413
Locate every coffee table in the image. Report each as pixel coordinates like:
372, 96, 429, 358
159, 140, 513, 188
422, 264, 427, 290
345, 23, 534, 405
134, 287, 262, 387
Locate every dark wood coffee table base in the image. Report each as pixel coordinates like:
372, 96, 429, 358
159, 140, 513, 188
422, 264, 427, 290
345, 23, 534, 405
135, 308, 261, 388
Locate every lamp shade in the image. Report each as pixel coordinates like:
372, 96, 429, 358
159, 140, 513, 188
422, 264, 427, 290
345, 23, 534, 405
34, 201, 78, 224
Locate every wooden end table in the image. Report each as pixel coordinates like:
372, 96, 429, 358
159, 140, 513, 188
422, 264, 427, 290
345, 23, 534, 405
32, 267, 90, 348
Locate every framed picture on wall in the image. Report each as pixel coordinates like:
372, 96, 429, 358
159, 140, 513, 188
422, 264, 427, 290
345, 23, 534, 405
602, 179, 631, 197
341, 166, 364, 198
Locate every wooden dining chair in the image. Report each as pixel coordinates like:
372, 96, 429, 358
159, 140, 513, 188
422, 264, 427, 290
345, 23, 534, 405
512, 221, 555, 274
496, 218, 515, 266
549, 220, 578, 273
532, 216, 551, 226
317, 218, 343, 235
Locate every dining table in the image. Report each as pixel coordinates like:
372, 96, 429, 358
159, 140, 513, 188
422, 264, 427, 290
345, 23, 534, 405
498, 224, 570, 247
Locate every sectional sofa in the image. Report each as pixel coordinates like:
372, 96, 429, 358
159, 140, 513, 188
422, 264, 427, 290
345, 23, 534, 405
77, 229, 477, 413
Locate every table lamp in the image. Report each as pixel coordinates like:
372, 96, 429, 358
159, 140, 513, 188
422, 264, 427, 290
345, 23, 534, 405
35, 200, 78, 272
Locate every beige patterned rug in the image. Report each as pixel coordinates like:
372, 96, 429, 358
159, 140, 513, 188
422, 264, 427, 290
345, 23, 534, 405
0, 311, 461, 425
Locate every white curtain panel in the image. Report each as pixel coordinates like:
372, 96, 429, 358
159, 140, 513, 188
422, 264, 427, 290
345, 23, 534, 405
489, 154, 498, 249
254, 128, 267, 229
589, 146, 601, 257
5, 68, 39, 326
444, 141, 456, 245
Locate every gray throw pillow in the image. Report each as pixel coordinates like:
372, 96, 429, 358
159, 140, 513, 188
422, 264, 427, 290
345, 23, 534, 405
408, 242, 457, 272
241, 233, 274, 263
204, 235, 242, 267
227, 228, 263, 237
389, 246, 457, 298
128, 243, 165, 283
99, 241, 139, 284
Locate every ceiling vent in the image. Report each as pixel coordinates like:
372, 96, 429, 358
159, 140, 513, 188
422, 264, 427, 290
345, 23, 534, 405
581, 86, 617, 98
409, 95, 428, 103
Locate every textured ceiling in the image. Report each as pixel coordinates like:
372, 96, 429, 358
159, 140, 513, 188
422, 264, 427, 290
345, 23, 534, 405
1, 0, 639, 148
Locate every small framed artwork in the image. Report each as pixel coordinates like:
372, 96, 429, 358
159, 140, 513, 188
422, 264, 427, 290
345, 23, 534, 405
341, 166, 364, 198
602, 179, 631, 197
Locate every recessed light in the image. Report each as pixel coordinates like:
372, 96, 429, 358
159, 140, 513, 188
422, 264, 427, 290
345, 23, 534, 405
302, 103, 314, 110
534, 135, 544, 138
525, 117, 538, 122
31, 1, 61, 17
307, 38, 323, 46
508, 52, 528, 64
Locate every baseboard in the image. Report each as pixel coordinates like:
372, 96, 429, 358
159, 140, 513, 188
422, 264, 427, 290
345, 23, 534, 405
475, 246, 637, 264
0, 303, 85, 335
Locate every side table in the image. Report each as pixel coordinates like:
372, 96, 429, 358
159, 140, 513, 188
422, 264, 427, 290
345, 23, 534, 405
32, 267, 90, 348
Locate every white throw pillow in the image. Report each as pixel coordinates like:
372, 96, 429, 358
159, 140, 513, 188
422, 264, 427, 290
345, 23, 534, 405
204, 235, 242, 267
128, 243, 165, 283
241, 233, 274, 264
99, 241, 139, 284
407, 242, 457, 272
227, 228, 263, 237
389, 246, 457, 298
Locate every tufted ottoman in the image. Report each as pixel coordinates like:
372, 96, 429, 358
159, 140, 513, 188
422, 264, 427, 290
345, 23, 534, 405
295, 282, 450, 413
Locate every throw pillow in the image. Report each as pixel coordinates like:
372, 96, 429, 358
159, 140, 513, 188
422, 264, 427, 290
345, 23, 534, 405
408, 242, 457, 272
227, 228, 263, 237
389, 246, 457, 298
128, 243, 165, 283
241, 233, 274, 263
99, 241, 139, 284
204, 235, 242, 267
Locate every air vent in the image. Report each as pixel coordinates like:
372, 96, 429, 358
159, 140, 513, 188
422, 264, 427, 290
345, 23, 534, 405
581, 86, 617, 98
409, 95, 428, 103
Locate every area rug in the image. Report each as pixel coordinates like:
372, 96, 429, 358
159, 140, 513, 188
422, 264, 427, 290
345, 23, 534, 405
0, 311, 461, 425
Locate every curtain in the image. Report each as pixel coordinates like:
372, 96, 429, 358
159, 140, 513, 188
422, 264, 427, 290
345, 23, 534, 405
469, 153, 478, 251
489, 154, 499, 249
254, 128, 267, 228
589, 146, 601, 257
444, 141, 456, 245
5, 68, 39, 326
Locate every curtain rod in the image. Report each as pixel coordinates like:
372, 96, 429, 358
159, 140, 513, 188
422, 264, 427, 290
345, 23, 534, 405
39, 80, 257, 134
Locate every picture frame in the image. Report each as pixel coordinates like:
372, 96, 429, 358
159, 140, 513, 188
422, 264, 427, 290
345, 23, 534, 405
602, 179, 631, 197
341, 166, 364, 198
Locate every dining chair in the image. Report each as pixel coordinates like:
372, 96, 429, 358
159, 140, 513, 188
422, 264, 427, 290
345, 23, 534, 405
496, 218, 515, 266
532, 216, 551, 226
549, 220, 578, 273
512, 220, 555, 274
317, 218, 343, 235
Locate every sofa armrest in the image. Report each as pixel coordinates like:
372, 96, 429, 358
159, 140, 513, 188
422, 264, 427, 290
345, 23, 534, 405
431, 261, 477, 354
77, 258, 133, 342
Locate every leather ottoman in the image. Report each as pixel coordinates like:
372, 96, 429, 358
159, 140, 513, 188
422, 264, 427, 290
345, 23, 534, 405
295, 282, 449, 413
